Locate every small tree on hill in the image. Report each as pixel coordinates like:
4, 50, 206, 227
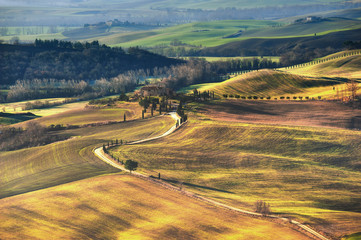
124, 160, 138, 173
255, 200, 271, 215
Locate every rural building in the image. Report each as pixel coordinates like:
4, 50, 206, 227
138, 85, 173, 97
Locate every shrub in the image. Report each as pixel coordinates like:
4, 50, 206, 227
235, 95, 240, 98
253, 96, 258, 100
223, 94, 228, 98
255, 200, 271, 215
286, 97, 290, 100
280, 96, 285, 100
266, 96, 271, 100
124, 160, 138, 173
293, 96, 297, 100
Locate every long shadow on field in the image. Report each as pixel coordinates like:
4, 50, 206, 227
205, 101, 279, 116
154, 177, 233, 194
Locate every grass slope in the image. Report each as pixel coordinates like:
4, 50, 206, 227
0, 174, 309, 240
285, 51, 361, 79
0, 115, 175, 198
112, 112, 361, 238
190, 69, 342, 98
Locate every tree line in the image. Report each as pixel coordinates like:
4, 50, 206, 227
5, 69, 144, 102
0, 122, 66, 151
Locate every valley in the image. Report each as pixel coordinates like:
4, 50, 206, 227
1, 1, 361, 239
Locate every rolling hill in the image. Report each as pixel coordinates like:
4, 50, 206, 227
188, 69, 342, 98
284, 50, 361, 78
0, 114, 175, 199
112, 109, 361, 238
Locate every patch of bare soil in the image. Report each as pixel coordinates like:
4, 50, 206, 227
201, 100, 361, 129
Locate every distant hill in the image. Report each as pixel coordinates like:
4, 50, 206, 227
197, 28, 361, 65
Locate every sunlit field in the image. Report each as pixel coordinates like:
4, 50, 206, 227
0, 174, 309, 240
112, 109, 361, 238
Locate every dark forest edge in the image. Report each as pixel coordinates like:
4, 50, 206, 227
1, 40, 281, 103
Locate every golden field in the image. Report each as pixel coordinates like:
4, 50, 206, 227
0, 174, 310, 240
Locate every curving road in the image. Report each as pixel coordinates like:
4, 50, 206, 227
94, 112, 330, 240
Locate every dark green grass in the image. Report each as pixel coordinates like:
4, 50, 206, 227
344, 232, 361, 240
0, 112, 38, 125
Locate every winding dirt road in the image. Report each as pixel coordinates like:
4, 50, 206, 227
94, 112, 330, 240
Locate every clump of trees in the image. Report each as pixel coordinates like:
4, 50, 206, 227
24, 99, 75, 110
255, 200, 271, 215
0, 122, 66, 151
88, 93, 129, 106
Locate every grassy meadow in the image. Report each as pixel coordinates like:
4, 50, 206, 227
0, 114, 175, 199
0, 174, 310, 240
111, 110, 361, 238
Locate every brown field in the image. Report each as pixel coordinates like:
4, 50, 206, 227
197, 100, 361, 129
0, 174, 310, 240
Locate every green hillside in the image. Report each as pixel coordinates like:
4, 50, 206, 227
99, 18, 361, 48
92, 20, 279, 48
